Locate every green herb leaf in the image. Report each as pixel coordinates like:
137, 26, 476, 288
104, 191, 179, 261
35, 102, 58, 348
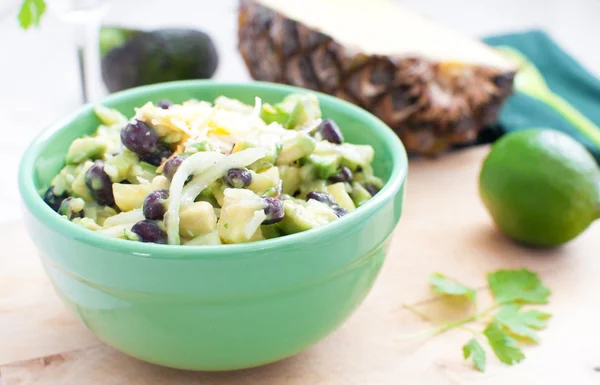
463, 338, 486, 372
484, 322, 525, 365
18, 0, 47, 30
487, 269, 550, 305
428, 273, 476, 302
494, 304, 551, 342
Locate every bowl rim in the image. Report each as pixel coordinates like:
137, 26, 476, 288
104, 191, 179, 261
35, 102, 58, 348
19, 80, 408, 259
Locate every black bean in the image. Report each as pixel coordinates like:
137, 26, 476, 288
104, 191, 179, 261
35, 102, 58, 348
329, 166, 353, 183
222, 168, 252, 188
131, 220, 167, 244
121, 120, 158, 155
58, 197, 84, 219
364, 183, 380, 196
43, 186, 68, 212
143, 189, 169, 220
84, 161, 115, 206
306, 191, 336, 206
263, 197, 284, 225
318, 119, 344, 144
333, 206, 348, 217
163, 155, 186, 181
157, 99, 173, 109
140, 142, 174, 166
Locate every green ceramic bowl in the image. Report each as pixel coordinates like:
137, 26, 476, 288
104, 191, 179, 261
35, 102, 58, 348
19, 81, 407, 371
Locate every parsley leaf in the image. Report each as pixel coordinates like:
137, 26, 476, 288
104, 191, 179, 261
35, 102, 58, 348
484, 322, 525, 365
494, 304, 551, 342
401, 268, 550, 372
463, 338, 486, 371
429, 273, 476, 302
18, 0, 47, 30
487, 269, 550, 304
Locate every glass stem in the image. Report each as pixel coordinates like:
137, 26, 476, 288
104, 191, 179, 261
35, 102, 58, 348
72, 15, 104, 104
76, 42, 88, 103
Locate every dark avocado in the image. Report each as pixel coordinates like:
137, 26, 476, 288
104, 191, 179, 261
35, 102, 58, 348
100, 28, 219, 93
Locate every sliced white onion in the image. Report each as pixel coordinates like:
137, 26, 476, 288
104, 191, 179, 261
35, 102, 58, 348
244, 209, 267, 240
181, 147, 267, 204
165, 151, 226, 245
96, 224, 135, 238
103, 209, 144, 228
251, 96, 262, 118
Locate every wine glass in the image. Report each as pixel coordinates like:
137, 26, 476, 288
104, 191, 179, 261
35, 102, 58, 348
47, 0, 110, 104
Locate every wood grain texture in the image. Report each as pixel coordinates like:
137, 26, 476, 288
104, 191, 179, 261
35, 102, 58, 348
1, 146, 599, 384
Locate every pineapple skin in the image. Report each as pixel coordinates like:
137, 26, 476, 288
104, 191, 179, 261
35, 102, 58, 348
237, 0, 515, 155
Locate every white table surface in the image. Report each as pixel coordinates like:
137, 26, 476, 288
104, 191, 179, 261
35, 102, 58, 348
2, 0, 599, 224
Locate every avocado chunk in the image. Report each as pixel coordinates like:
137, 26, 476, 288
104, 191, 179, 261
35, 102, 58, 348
247, 167, 280, 195
327, 182, 356, 212
261, 224, 283, 239
183, 140, 213, 155
103, 151, 138, 182
260, 94, 321, 129
276, 133, 316, 165
127, 161, 158, 184
313, 141, 375, 171
195, 187, 220, 207
66, 137, 107, 165
101, 28, 219, 93
338, 144, 375, 171
210, 181, 227, 207
277, 199, 337, 234
234, 141, 281, 172
278, 165, 301, 195
308, 153, 341, 180
260, 103, 290, 126
93, 105, 128, 126
277, 94, 322, 130
350, 182, 372, 207
298, 179, 328, 199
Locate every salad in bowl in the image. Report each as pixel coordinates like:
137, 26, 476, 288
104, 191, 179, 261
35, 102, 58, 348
44, 93, 383, 246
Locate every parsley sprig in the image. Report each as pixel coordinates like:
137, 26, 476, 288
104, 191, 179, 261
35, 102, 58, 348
18, 0, 47, 29
401, 269, 551, 372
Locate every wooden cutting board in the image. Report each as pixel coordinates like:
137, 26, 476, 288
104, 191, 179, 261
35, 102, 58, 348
1, 146, 599, 385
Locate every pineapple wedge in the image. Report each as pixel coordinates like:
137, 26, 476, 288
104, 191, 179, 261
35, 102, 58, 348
238, 0, 517, 154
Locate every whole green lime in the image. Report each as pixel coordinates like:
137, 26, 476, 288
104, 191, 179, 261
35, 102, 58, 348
479, 129, 600, 247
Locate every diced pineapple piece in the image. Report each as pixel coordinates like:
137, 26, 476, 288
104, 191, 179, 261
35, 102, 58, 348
151, 175, 169, 190
112, 183, 154, 212
327, 182, 356, 211
217, 189, 267, 244
179, 201, 218, 238
184, 231, 222, 246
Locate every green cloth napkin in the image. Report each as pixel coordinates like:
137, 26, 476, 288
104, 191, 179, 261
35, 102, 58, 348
482, 30, 600, 161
